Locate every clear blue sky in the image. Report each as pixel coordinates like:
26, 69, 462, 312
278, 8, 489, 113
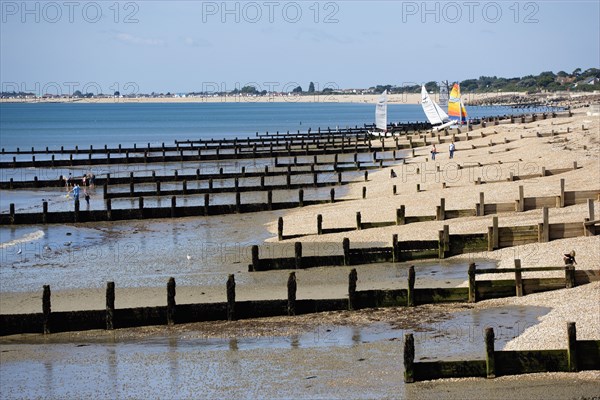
1, 1, 599, 94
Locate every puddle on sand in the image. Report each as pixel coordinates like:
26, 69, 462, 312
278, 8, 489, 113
0, 305, 550, 399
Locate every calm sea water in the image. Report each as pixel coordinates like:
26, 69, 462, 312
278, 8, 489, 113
0, 102, 548, 150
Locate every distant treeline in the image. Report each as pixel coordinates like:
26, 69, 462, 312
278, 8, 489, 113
371, 68, 600, 94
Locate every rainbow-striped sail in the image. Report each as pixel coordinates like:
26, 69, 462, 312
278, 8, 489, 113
448, 83, 467, 124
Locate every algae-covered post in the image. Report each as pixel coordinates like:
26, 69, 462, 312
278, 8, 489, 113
567, 322, 578, 372
404, 333, 415, 383
514, 259, 523, 297
106, 281, 115, 330
167, 277, 176, 325
407, 265, 415, 307
226, 274, 236, 321
294, 242, 302, 269
468, 263, 477, 303
42, 285, 51, 334
485, 327, 496, 378
348, 268, 357, 310
287, 272, 297, 316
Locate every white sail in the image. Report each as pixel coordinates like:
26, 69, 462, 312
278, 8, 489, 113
375, 90, 387, 131
421, 85, 448, 125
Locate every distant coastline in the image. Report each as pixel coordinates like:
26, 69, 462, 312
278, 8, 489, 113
2, 91, 596, 107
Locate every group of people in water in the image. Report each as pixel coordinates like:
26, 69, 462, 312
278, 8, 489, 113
430, 141, 456, 161
64, 172, 95, 206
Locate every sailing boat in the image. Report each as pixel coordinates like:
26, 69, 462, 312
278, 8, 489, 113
421, 85, 454, 131
447, 83, 468, 125
369, 90, 388, 137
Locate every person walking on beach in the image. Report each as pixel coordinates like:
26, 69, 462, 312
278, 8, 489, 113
449, 141, 455, 159
431, 145, 437, 160
71, 184, 81, 204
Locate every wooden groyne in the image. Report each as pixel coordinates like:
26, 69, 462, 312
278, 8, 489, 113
251, 202, 599, 271
0, 188, 348, 225
404, 322, 600, 382
1, 260, 596, 336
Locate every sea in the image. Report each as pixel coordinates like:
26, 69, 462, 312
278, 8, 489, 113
0, 102, 553, 150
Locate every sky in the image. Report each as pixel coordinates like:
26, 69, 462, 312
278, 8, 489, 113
1, 0, 599, 95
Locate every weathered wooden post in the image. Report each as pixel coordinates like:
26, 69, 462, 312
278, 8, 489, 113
393, 185, 397, 195
468, 263, 477, 303
558, 178, 565, 208
74, 199, 80, 222
267, 190, 273, 210
298, 189, 304, 207
443, 225, 450, 253
294, 242, 302, 269
565, 264, 576, 288
42, 201, 48, 224
251, 245, 259, 272
396, 206, 405, 225
106, 281, 115, 330
438, 230, 445, 259
226, 274, 236, 321
337, 172, 342, 184
235, 191, 241, 213
278, 217, 284, 241
203, 193, 210, 216
167, 277, 176, 325
317, 214, 323, 235
356, 212, 362, 230
287, 272, 297, 316
478, 192, 485, 216
416, 183, 420, 192
492, 216, 499, 249
407, 265, 415, 307
330, 188, 335, 203
514, 259, 523, 297
42, 285, 51, 334
542, 207, 549, 242
343, 238, 350, 266
487, 226, 494, 251
364, 170, 368, 181
129, 181, 134, 196
567, 322, 578, 372
348, 268, 357, 310
517, 185, 524, 212
588, 198, 595, 220
485, 327, 496, 378
392, 234, 399, 262
436, 198, 446, 220
404, 333, 415, 383
362, 186, 367, 199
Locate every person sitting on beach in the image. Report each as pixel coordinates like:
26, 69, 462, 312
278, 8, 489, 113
563, 250, 577, 265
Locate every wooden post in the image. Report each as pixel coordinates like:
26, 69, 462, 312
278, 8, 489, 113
226, 274, 236, 321
343, 238, 350, 266
542, 207, 549, 242
74, 200, 80, 223
438, 230, 445, 259
106, 198, 112, 220
407, 265, 415, 307
443, 225, 449, 253
106, 281, 115, 330
468, 263, 477, 303
396, 206, 405, 225
393, 185, 397, 195
437, 198, 445, 220
518, 185, 524, 212
42, 201, 48, 224
298, 189, 304, 207
287, 272, 297, 316
565, 265, 576, 288
42, 285, 51, 334
251, 245, 259, 272
294, 242, 302, 269
588, 198, 595, 221
278, 217, 284, 241
478, 192, 485, 216
362, 186, 367, 199
330, 188, 335, 203
485, 327, 496, 378
514, 259, 523, 297
404, 333, 415, 383
392, 234, 399, 262
356, 211, 362, 230
267, 190, 273, 210
567, 322, 578, 372
559, 178, 565, 208
317, 214, 323, 235
348, 268, 357, 310
493, 216, 499, 249
235, 191, 241, 213
167, 277, 176, 325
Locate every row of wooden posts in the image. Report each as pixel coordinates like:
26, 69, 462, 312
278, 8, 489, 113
20, 258, 584, 336
404, 321, 599, 382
